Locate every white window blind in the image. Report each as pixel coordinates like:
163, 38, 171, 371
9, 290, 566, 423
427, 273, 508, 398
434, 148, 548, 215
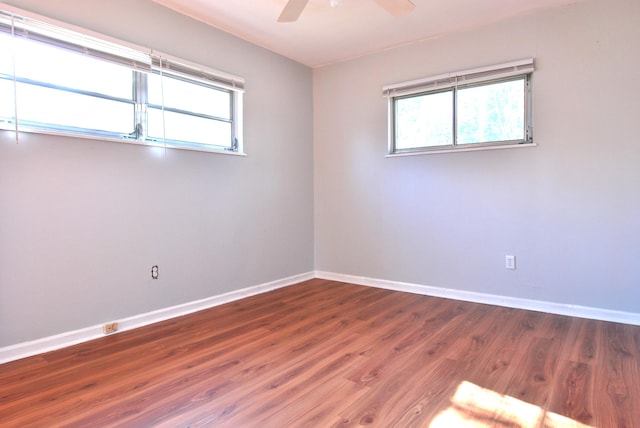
151, 55, 244, 93
383, 58, 534, 98
0, 10, 151, 72
0, 5, 245, 94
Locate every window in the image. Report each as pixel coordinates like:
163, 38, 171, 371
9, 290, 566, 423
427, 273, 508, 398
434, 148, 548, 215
0, 5, 244, 153
384, 59, 534, 155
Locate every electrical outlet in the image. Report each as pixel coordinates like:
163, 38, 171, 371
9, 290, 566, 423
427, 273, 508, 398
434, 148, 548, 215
103, 322, 118, 334
505, 255, 516, 270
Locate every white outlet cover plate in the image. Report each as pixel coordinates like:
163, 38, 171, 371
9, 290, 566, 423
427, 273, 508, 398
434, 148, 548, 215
505, 255, 516, 270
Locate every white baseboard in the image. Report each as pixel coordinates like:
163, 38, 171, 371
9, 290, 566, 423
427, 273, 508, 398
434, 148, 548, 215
315, 271, 640, 326
3, 270, 638, 365
0, 271, 315, 364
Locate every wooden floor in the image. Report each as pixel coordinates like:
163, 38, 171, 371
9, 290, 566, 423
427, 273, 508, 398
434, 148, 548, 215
1, 279, 639, 427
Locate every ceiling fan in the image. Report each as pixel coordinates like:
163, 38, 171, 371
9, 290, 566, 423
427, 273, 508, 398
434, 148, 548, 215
278, 0, 416, 22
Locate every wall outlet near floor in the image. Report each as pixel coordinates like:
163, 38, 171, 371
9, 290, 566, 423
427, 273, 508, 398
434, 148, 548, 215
103, 322, 119, 334
505, 255, 516, 270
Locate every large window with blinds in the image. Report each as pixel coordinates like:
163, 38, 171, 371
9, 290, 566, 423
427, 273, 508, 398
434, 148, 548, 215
0, 5, 244, 153
384, 59, 534, 155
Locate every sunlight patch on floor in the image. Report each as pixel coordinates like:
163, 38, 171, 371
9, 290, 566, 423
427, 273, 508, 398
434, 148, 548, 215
429, 381, 592, 428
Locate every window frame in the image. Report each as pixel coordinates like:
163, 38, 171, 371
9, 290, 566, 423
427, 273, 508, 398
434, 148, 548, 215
384, 59, 534, 156
0, 3, 245, 155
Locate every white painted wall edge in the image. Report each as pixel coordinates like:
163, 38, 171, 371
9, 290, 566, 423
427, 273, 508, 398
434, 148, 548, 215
0, 271, 315, 364
315, 271, 640, 326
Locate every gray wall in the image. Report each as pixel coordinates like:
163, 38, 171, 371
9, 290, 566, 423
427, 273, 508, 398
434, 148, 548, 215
314, 0, 640, 312
0, 0, 314, 346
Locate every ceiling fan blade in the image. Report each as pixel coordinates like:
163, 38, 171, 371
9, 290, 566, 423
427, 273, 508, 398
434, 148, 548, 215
373, 0, 416, 18
278, 0, 310, 22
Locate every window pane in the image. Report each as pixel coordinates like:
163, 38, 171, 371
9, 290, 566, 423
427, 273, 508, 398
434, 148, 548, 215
395, 91, 453, 150
0, 78, 15, 124
147, 108, 232, 148
12, 37, 133, 100
148, 73, 231, 119
15, 82, 134, 134
0, 34, 13, 77
457, 78, 525, 145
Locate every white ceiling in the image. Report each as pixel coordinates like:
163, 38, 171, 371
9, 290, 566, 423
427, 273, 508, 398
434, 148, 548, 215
151, 0, 582, 68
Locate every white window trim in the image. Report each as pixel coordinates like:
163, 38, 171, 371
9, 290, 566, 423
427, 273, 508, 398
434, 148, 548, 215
383, 58, 534, 156
384, 141, 537, 158
0, 2, 245, 156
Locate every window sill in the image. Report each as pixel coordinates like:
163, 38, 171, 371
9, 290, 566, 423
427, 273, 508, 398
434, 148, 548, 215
1, 127, 246, 157
386, 142, 537, 157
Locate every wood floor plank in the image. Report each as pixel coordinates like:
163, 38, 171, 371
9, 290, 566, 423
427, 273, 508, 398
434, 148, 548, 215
345, 296, 464, 388
562, 318, 601, 365
382, 357, 466, 427
460, 311, 532, 384
337, 302, 490, 426
1, 280, 639, 427
591, 322, 640, 427
501, 336, 562, 410
218, 336, 371, 427
546, 361, 594, 425
151, 330, 365, 426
